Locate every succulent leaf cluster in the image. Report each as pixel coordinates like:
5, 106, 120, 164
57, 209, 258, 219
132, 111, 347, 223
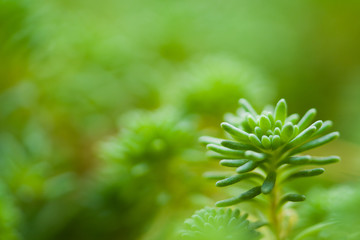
200, 99, 340, 207
180, 207, 261, 240
98, 108, 197, 209
101, 108, 195, 168
164, 55, 274, 122
96, 108, 199, 240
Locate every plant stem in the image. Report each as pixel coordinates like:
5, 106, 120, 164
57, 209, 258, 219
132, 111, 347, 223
270, 184, 281, 240
270, 153, 283, 240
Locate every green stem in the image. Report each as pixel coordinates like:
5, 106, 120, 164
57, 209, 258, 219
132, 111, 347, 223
270, 184, 281, 240
270, 153, 283, 240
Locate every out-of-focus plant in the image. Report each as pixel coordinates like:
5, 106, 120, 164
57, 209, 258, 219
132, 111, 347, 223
180, 207, 261, 240
1, 0, 359, 239
186, 98, 340, 240
64, 108, 200, 240
0, 131, 80, 240
294, 184, 360, 240
164, 55, 274, 124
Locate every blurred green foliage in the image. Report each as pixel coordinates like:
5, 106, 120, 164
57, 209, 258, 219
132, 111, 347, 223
295, 183, 360, 239
88, 108, 198, 240
180, 207, 261, 240
0, 183, 20, 240
1, 0, 360, 239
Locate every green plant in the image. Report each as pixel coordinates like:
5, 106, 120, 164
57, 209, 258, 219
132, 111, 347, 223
294, 184, 360, 240
70, 108, 198, 240
189, 98, 340, 240
180, 207, 261, 240
163, 55, 274, 124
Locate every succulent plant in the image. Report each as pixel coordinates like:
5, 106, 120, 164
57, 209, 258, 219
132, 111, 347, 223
163, 55, 274, 124
85, 108, 198, 240
101, 108, 196, 168
199, 98, 340, 239
180, 207, 261, 240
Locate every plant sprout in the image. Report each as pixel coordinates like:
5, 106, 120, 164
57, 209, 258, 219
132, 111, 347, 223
197, 98, 340, 240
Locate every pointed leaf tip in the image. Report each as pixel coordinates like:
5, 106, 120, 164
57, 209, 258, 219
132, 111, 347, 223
298, 108, 317, 131
215, 186, 261, 207
281, 122, 294, 142
221, 122, 249, 141
199, 136, 222, 145
239, 98, 258, 116
259, 115, 271, 132
288, 168, 325, 180
279, 193, 306, 207
275, 99, 287, 124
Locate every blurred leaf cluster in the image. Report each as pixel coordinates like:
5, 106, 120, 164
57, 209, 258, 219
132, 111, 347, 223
180, 207, 261, 240
1, 0, 360, 239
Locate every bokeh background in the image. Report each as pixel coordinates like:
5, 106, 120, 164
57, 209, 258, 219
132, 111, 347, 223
1, 0, 360, 239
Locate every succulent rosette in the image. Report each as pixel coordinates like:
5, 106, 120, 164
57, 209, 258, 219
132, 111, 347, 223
200, 98, 340, 207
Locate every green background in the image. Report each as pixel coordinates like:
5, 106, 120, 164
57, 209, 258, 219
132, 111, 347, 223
1, 0, 360, 239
